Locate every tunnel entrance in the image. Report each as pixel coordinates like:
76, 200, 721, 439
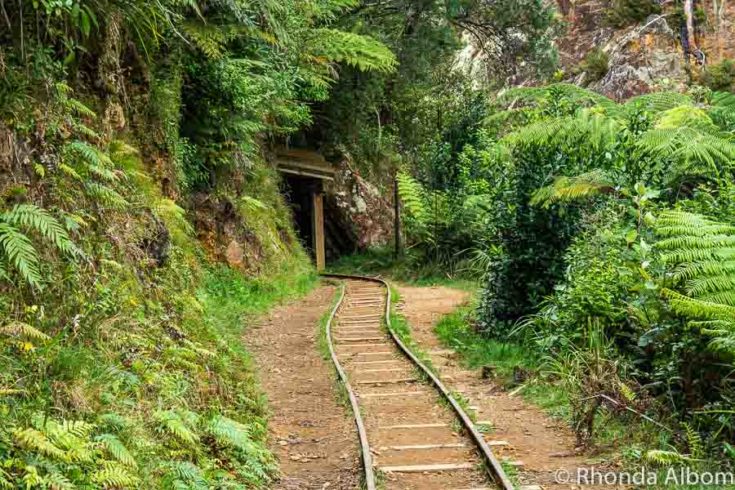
277, 147, 362, 269
277, 148, 334, 270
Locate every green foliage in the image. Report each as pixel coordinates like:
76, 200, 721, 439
700, 59, 735, 92
0, 204, 78, 288
579, 48, 610, 83
606, 0, 662, 27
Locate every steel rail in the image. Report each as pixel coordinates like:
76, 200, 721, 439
323, 281, 377, 490
322, 272, 515, 490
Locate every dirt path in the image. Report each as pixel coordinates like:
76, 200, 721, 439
245, 284, 359, 489
397, 284, 608, 489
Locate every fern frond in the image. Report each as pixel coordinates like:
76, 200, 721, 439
2, 204, 78, 256
306, 29, 397, 73
662, 288, 735, 320
91, 463, 138, 488
161, 461, 208, 489
96, 434, 137, 468
0, 223, 42, 288
0, 321, 51, 341
44, 472, 75, 490
684, 422, 704, 459
65, 141, 114, 168
644, 449, 691, 465
625, 92, 693, 113
499, 83, 618, 114
397, 172, 428, 228
154, 410, 199, 446
98, 413, 129, 432
84, 183, 129, 209
531, 169, 615, 207
13, 428, 66, 460
207, 415, 255, 453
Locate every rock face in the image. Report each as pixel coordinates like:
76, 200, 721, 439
325, 156, 394, 251
557, 2, 689, 100
191, 192, 267, 273
556, 0, 735, 100
590, 15, 688, 99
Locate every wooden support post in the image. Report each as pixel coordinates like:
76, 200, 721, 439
313, 192, 326, 271
394, 170, 401, 259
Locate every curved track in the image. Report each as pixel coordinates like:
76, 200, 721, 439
323, 274, 514, 490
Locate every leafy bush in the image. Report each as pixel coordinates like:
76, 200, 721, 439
700, 59, 735, 92
579, 48, 610, 84
606, 0, 662, 27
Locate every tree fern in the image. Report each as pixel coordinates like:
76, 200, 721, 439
637, 125, 735, 179
397, 172, 428, 226
531, 170, 615, 208
656, 211, 735, 343
499, 83, 618, 114
306, 29, 397, 74
624, 91, 693, 114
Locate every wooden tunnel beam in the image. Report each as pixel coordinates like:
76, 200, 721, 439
312, 192, 326, 272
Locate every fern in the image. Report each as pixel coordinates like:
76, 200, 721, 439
95, 434, 138, 468
0, 321, 51, 341
91, 463, 138, 488
499, 83, 618, 114
397, 172, 429, 227
0, 204, 80, 288
638, 125, 735, 178
161, 461, 208, 490
44, 472, 76, 490
84, 183, 129, 209
644, 449, 692, 465
2, 204, 77, 256
656, 211, 735, 345
625, 91, 693, 113
154, 410, 200, 446
13, 428, 67, 460
207, 416, 255, 453
683, 422, 703, 459
306, 29, 397, 73
531, 170, 615, 207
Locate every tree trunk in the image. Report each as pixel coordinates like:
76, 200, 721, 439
684, 0, 697, 56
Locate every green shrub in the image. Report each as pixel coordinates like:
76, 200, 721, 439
700, 59, 735, 92
579, 48, 610, 83
606, 0, 662, 27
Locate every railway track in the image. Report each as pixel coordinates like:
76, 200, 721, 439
323, 274, 515, 490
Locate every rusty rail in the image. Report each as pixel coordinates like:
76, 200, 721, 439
323, 281, 377, 490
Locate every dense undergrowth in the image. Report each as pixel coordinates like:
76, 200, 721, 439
393, 83, 735, 468
0, 0, 392, 486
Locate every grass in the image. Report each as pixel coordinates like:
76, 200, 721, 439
432, 298, 667, 461
386, 284, 436, 373
434, 302, 538, 380
328, 248, 479, 291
